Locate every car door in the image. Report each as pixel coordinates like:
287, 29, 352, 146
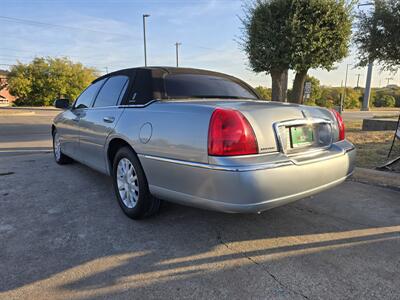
78, 75, 130, 173
58, 79, 106, 158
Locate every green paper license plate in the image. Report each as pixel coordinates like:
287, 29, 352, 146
290, 125, 314, 148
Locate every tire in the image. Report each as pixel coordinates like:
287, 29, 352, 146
53, 130, 73, 165
112, 146, 160, 219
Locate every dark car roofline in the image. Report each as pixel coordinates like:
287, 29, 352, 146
91, 66, 260, 103
92, 66, 247, 84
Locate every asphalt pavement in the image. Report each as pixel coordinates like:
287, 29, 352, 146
0, 108, 57, 156
342, 110, 399, 121
0, 108, 399, 299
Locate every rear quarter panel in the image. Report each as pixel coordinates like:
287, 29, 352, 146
111, 102, 214, 163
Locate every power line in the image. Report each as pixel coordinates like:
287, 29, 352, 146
0, 47, 38, 53
0, 15, 135, 38
0, 54, 35, 60
185, 43, 227, 53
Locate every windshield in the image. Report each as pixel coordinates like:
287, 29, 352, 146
164, 74, 258, 100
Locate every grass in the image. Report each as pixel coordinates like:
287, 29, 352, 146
373, 115, 399, 119
345, 120, 400, 169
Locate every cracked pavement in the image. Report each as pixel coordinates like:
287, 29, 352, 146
0, 153, 399, 299
1, 111, 400, 299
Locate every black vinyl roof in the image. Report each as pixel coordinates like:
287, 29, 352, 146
93, 66, 243, 81
93, 66, 259, 105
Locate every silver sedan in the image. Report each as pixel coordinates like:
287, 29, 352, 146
52, 67, 356, 219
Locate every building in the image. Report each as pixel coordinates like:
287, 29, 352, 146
0, 75, 16, 106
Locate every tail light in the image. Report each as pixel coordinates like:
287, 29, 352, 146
208, 108, 258, 156
330, 109, 345, 141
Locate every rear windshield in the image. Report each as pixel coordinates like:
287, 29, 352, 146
164, 74, 258, 100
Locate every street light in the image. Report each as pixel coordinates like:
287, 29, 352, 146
175, 42, 182, 67
143, 14, 150, 67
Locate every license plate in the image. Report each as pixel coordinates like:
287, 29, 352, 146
290, 125, 314, 148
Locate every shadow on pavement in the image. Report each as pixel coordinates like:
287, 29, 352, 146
0, 154, 399, 299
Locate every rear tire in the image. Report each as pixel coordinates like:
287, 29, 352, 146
112, 147, 160, 219
53, 130, 73, 165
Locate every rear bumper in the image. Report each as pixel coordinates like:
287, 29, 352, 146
139, 140, 356, 213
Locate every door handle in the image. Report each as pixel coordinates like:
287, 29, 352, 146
103, 116, 115, 123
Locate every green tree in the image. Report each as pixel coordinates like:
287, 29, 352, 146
354, 0, 400, 70
373, 94, 396, 107
241, 0, 292, 101
8, 57, 97, 106
290, 0, 352, 103
242, 0, 352, 104
254, 86, 272, 100
318, 87, 342, 108
343, 88, 362, 109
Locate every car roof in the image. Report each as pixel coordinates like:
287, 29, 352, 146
92, 66, 238, 83
91, 66, 259, 105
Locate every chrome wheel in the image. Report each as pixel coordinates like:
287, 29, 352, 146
117, 158, 139, 208
54, 133, 61, 161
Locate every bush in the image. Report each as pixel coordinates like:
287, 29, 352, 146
254, 86, 272, 100
373, 95, 396, 107
8, 57, 97, 106
13, 98, 46, 106
315, 97, 334, 108
395, 95, 400, 107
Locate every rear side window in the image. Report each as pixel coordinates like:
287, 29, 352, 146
164, 74, 258, 100
74, 79, 106, 109
93, 75, 129, 107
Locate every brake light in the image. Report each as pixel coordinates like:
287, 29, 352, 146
208, 108, 258, 156
330, 109, 345, 141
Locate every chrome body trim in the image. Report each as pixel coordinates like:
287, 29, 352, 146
273, 117, 333, 154
344, 145, 356, 153
138, 154, 293, 172
119, 100, 158, 108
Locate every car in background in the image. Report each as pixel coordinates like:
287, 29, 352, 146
52, 67, 355, 219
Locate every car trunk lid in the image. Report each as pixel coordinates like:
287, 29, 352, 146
226, 101, 336, 155
163, 99, 337, 155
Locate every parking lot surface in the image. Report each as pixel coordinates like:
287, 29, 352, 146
0, 110, 400, 299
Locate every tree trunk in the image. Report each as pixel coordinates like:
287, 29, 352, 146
290, 70, 308, 104
270, 69, 288, 102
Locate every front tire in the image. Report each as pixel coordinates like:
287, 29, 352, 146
53, 130, 73, 164
112, 147, 160, 219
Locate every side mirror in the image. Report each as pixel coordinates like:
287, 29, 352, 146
54, 99, 70, 110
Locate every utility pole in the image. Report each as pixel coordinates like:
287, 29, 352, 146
362, 60, 374, 111
356, 73, 362, 88
359, 2, 375, 111
339, 80, 344, 114
142, 14, 150, 67
175, 42, 182, 67
105, 67, 109, 74
385, 77, 393, 86
343, 64, 350, 111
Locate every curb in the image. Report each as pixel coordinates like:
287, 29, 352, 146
351, 167, 400, 190
0, 111, 36, 116
0, 107, 60, 111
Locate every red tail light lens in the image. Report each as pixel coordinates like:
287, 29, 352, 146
330, 109, 345, 141
208, 108, 258, 156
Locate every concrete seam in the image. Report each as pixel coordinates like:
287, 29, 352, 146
216, 232, 310, 300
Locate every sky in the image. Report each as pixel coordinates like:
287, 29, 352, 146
0, 0, 398, 88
